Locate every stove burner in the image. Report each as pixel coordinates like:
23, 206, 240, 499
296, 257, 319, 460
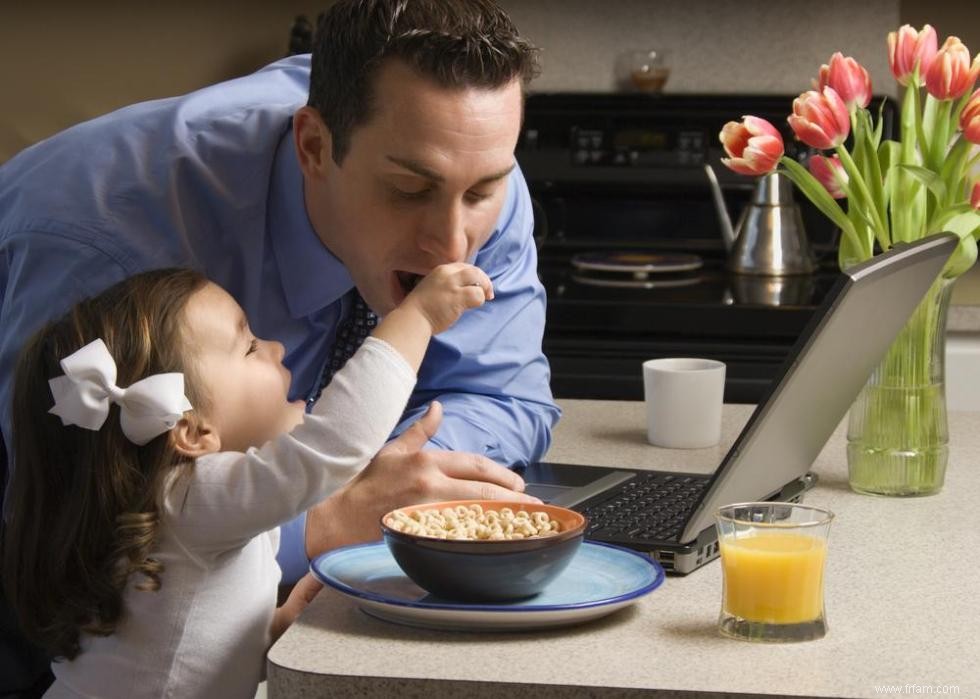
571, 273, 703, 290
571, 251, 704, 278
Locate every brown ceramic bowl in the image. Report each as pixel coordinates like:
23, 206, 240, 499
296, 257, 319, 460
381, 500, 587, 603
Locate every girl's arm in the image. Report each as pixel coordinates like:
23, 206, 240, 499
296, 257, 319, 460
166, 336, 416, 552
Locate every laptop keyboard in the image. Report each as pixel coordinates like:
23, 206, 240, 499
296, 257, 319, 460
579, 472, 710, 543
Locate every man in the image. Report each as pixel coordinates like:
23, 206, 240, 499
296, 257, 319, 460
0, 0, 559, 692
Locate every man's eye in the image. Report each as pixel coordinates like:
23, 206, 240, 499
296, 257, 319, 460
246, 339, 258, 355
392, 185, 431, 200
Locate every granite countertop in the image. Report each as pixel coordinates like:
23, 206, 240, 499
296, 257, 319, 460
949, 263, 980, 332
267, 399, 980, 699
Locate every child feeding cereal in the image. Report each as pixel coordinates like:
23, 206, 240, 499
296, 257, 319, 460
2, 262, 493, 699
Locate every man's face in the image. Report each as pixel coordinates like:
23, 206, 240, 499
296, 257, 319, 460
301, 60, 524, 316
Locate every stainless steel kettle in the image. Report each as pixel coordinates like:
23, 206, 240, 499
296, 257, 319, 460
704, 164, 816, 276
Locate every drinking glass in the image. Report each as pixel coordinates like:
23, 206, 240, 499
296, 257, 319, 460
616, 49, 670, 92
715, 502, 833, 642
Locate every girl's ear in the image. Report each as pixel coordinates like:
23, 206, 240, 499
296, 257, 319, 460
171, 413, 221, 458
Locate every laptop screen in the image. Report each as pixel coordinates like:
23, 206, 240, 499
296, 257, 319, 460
679, 233, 957, 540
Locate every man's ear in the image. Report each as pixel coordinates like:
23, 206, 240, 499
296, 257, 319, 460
293, 105, 333, 179
171, 413, 221, 459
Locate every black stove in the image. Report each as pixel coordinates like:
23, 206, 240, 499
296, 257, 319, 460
538, 249, 840, 402
516, 92, 893, 402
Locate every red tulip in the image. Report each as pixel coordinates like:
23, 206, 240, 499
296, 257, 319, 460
788, 88, 851, 150
887, 24, 938, 87
972, 182, 980, 210
719, 116, 784, 176
808, 155, 848, 199
962, 89, 980, 144
925, 37, 980, 100
815, 53, 872, 110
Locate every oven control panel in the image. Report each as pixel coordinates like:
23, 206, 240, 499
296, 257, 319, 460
515, 92, 855, 180
572, 126, 706, 167
520, 123, 708, 168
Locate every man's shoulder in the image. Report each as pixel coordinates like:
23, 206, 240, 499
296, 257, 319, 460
0, 56, 312, 257
477, 165, 534, 262
0, 55, 311, 213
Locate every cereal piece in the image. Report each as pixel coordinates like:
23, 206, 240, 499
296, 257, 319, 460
391, 506, 567, 541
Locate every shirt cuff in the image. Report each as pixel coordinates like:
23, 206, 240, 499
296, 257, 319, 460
276, 511, 310, 584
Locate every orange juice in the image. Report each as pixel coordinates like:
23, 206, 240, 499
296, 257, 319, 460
720, 533, 826, 624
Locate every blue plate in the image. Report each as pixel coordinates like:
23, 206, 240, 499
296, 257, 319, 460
311, 540, 665, 631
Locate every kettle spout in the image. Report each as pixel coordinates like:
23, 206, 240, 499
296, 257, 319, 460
704, 164, 736, 251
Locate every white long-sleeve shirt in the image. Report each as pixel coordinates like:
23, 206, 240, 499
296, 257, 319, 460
46, 337, 415, 699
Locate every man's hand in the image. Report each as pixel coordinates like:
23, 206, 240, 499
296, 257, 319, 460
304, 401, 539, 557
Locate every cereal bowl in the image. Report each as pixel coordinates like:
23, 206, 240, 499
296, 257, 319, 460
380, 500, 587, 603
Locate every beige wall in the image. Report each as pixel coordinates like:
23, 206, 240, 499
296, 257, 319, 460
1, 0, 328, 162
2, 0, 977, 164
503, 0, 898, 94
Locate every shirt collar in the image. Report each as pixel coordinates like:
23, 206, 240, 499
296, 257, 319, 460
268, 127, 354, 318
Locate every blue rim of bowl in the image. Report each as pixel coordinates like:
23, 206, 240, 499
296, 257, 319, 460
311, 540, 665, 613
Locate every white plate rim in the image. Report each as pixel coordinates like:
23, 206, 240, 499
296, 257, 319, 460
356, 595, 642, 632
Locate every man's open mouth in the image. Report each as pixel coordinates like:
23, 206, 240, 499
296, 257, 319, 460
391, 270, 424, 304
396, 271, 423, 296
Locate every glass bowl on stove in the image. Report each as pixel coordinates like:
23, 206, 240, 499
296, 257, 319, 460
616, 49, 670, 93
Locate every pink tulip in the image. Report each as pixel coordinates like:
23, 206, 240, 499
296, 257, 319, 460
719, 116, 784, 176
962, 89, 980, 144
972, 182, 980, 210
887, 24, 938, 86
788, 88, 851, 150
808, 155, 848, 199
815, 53, 872, 110
925, 37, 980, 100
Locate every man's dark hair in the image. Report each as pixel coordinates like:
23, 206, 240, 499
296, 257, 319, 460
308, 0, 539, 164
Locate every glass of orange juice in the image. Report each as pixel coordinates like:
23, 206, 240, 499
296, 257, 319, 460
715, 502, 834, 642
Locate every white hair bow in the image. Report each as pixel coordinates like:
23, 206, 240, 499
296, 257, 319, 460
48, 339, 193, 446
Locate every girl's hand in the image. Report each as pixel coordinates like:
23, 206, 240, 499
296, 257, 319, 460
269, 573, 324, 644
402, 263, 493, 335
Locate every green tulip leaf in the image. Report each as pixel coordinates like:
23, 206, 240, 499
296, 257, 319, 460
897, 165, 946, 203
872, 98, 887, 148
930, 204, 977, 234
942, 211, 980, 241
943, 234, 978, 279
878, 140, 900, 172
778, 159, 852, 233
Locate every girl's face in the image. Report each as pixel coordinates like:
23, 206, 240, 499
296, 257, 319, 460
180, 282, 306, 453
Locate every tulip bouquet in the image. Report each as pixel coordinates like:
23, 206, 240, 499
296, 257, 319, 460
720, 26, 980, 275
719, 25, 980, 497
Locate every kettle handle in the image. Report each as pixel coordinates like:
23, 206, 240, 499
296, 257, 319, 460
703, 164, 736, 252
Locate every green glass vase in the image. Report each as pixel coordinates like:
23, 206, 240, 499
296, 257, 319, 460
846, 275, 953, 496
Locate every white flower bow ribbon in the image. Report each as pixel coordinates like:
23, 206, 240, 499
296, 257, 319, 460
48, 339, 193, 446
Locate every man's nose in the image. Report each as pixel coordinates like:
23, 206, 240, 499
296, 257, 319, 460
419, 202, 469, 263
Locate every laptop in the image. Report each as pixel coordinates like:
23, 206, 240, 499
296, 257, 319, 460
520, 233, 958, 574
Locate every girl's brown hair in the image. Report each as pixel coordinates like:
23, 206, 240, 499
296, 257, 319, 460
1, 268, 208, 660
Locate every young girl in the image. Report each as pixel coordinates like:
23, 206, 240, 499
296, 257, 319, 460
2, 262, 494, 698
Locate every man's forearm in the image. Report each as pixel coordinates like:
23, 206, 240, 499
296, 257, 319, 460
276, 491, 361, 584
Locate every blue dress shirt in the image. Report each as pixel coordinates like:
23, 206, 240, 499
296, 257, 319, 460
0, 55, 560, 582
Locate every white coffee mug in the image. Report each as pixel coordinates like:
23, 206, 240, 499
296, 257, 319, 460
643, 358, 726, 448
